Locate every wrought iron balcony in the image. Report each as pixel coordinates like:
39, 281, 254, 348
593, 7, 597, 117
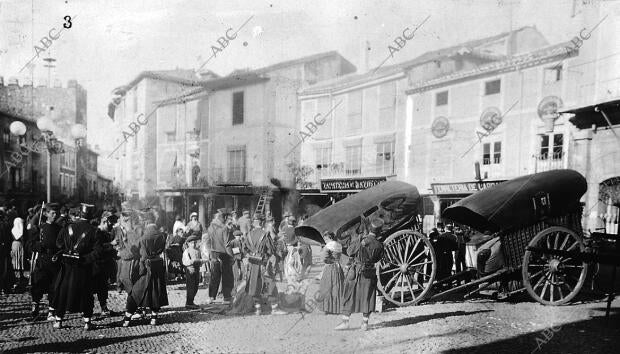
533, 151, 566, 173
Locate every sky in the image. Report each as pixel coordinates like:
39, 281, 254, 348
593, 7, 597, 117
0, 0, 587, 152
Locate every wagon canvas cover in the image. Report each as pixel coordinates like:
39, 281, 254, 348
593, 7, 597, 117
443, 169, 587, 233
295, 181, 421, 245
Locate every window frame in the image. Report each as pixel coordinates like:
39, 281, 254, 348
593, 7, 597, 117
344, 144, 362, 175
232, 91, 245, 126
435, 90, 449, 106
227, 147, 246, 182
484, 79, 501, 96
375, 141, 395, 175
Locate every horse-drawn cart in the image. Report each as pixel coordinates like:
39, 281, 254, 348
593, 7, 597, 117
295, 170, 618, 310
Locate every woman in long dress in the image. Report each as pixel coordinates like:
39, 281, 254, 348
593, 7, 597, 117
11, 217, 25, 284
122, 223, 168, 327
317, 232, 344, 314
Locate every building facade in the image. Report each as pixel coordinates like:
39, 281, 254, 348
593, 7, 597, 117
559, 2, 620, 233
0, 78, 89, 208
297, 27, 548, 217
110, 70, 205, 200
155, 52, 356, 227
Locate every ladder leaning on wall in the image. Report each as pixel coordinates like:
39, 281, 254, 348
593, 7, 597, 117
254, 191, 271, 217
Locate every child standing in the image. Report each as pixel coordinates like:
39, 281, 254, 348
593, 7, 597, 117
228, 230, 245, 285
182, 235, 204, 309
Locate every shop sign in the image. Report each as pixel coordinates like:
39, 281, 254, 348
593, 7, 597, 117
320, 177, 387, 192
431, 180, 506, 195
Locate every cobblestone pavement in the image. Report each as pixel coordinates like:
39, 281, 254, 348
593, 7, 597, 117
1, 263, 619, 353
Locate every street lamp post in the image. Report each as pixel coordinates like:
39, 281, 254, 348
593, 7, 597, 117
9, 108, 87, 203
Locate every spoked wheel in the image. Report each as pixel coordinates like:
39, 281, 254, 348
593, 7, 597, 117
522, 226, 588, 305
377, 230, 436, 306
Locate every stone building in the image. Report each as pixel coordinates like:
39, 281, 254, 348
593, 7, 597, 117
0, 77, 89, 208
297, 27, 547, 216
110, 69, 206, 201
154, 51, 356, 228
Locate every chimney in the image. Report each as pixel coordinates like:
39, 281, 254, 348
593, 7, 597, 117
0, 76, 4, 86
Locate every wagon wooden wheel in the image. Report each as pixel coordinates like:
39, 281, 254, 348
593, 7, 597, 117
377, 230, 436, 306
522, 226, 589, 305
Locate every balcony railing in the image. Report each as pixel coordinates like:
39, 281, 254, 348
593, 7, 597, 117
533, 151, 566, 173
206, 167, 253, 185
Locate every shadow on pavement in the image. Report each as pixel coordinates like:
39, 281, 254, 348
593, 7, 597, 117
4, 330, 175, 354
377, 310, 493, 328
442, 312, 620, 354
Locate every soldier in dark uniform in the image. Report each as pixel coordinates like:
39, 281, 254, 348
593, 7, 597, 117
335, 218, 385, 331
52, 203, 102, 330
244, 214, 286, 316
29, 203, 62, 321
122, 215, 168, 327
92, 209, 119, 317
0, 209, 14, 295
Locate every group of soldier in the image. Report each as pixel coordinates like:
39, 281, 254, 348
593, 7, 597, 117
28, 202, 168, 330
11, 198, 390, 332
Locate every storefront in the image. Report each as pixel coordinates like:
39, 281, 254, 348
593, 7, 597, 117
156, 184, 269, 232
422, 180, 507, 232
320, 176, 388, 201
561, 98, 620, 232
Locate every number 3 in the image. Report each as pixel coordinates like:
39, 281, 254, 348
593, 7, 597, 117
63, 16, 72, 29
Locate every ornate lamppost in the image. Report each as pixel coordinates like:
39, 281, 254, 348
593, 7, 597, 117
9, 107, 87, 203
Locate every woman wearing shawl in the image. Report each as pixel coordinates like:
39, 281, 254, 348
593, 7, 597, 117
335, 218, 384, 331
11, 217, 25, 284
122, 223, 168, 327
317, 232, 344, 314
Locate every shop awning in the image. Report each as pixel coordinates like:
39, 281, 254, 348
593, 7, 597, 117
561, 97, 620, 130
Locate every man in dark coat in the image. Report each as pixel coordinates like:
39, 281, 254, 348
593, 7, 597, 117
435, 225, 458, 284
29, 203, 62, 321
0, 209, 15, 294
336, 218, 384, 331
205, 208, 234, 303
52, 204, 102, 330
122, 222, 168, 327
92, 210, 118, 317
244, 215, 286, 315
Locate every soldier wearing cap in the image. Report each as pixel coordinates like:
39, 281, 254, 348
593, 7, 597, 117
52, 203, 102, 330
245, 213, 286, 315
92, 209, 119, 317
29, 203, 62, 321
204, 208, 234, 304
335, 217, 385, 331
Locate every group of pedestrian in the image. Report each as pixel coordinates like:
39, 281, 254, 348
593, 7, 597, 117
314, 218, 386, 331
5, 201, 170, 331
429, 222, 470, 287
178, 208, 291, 313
